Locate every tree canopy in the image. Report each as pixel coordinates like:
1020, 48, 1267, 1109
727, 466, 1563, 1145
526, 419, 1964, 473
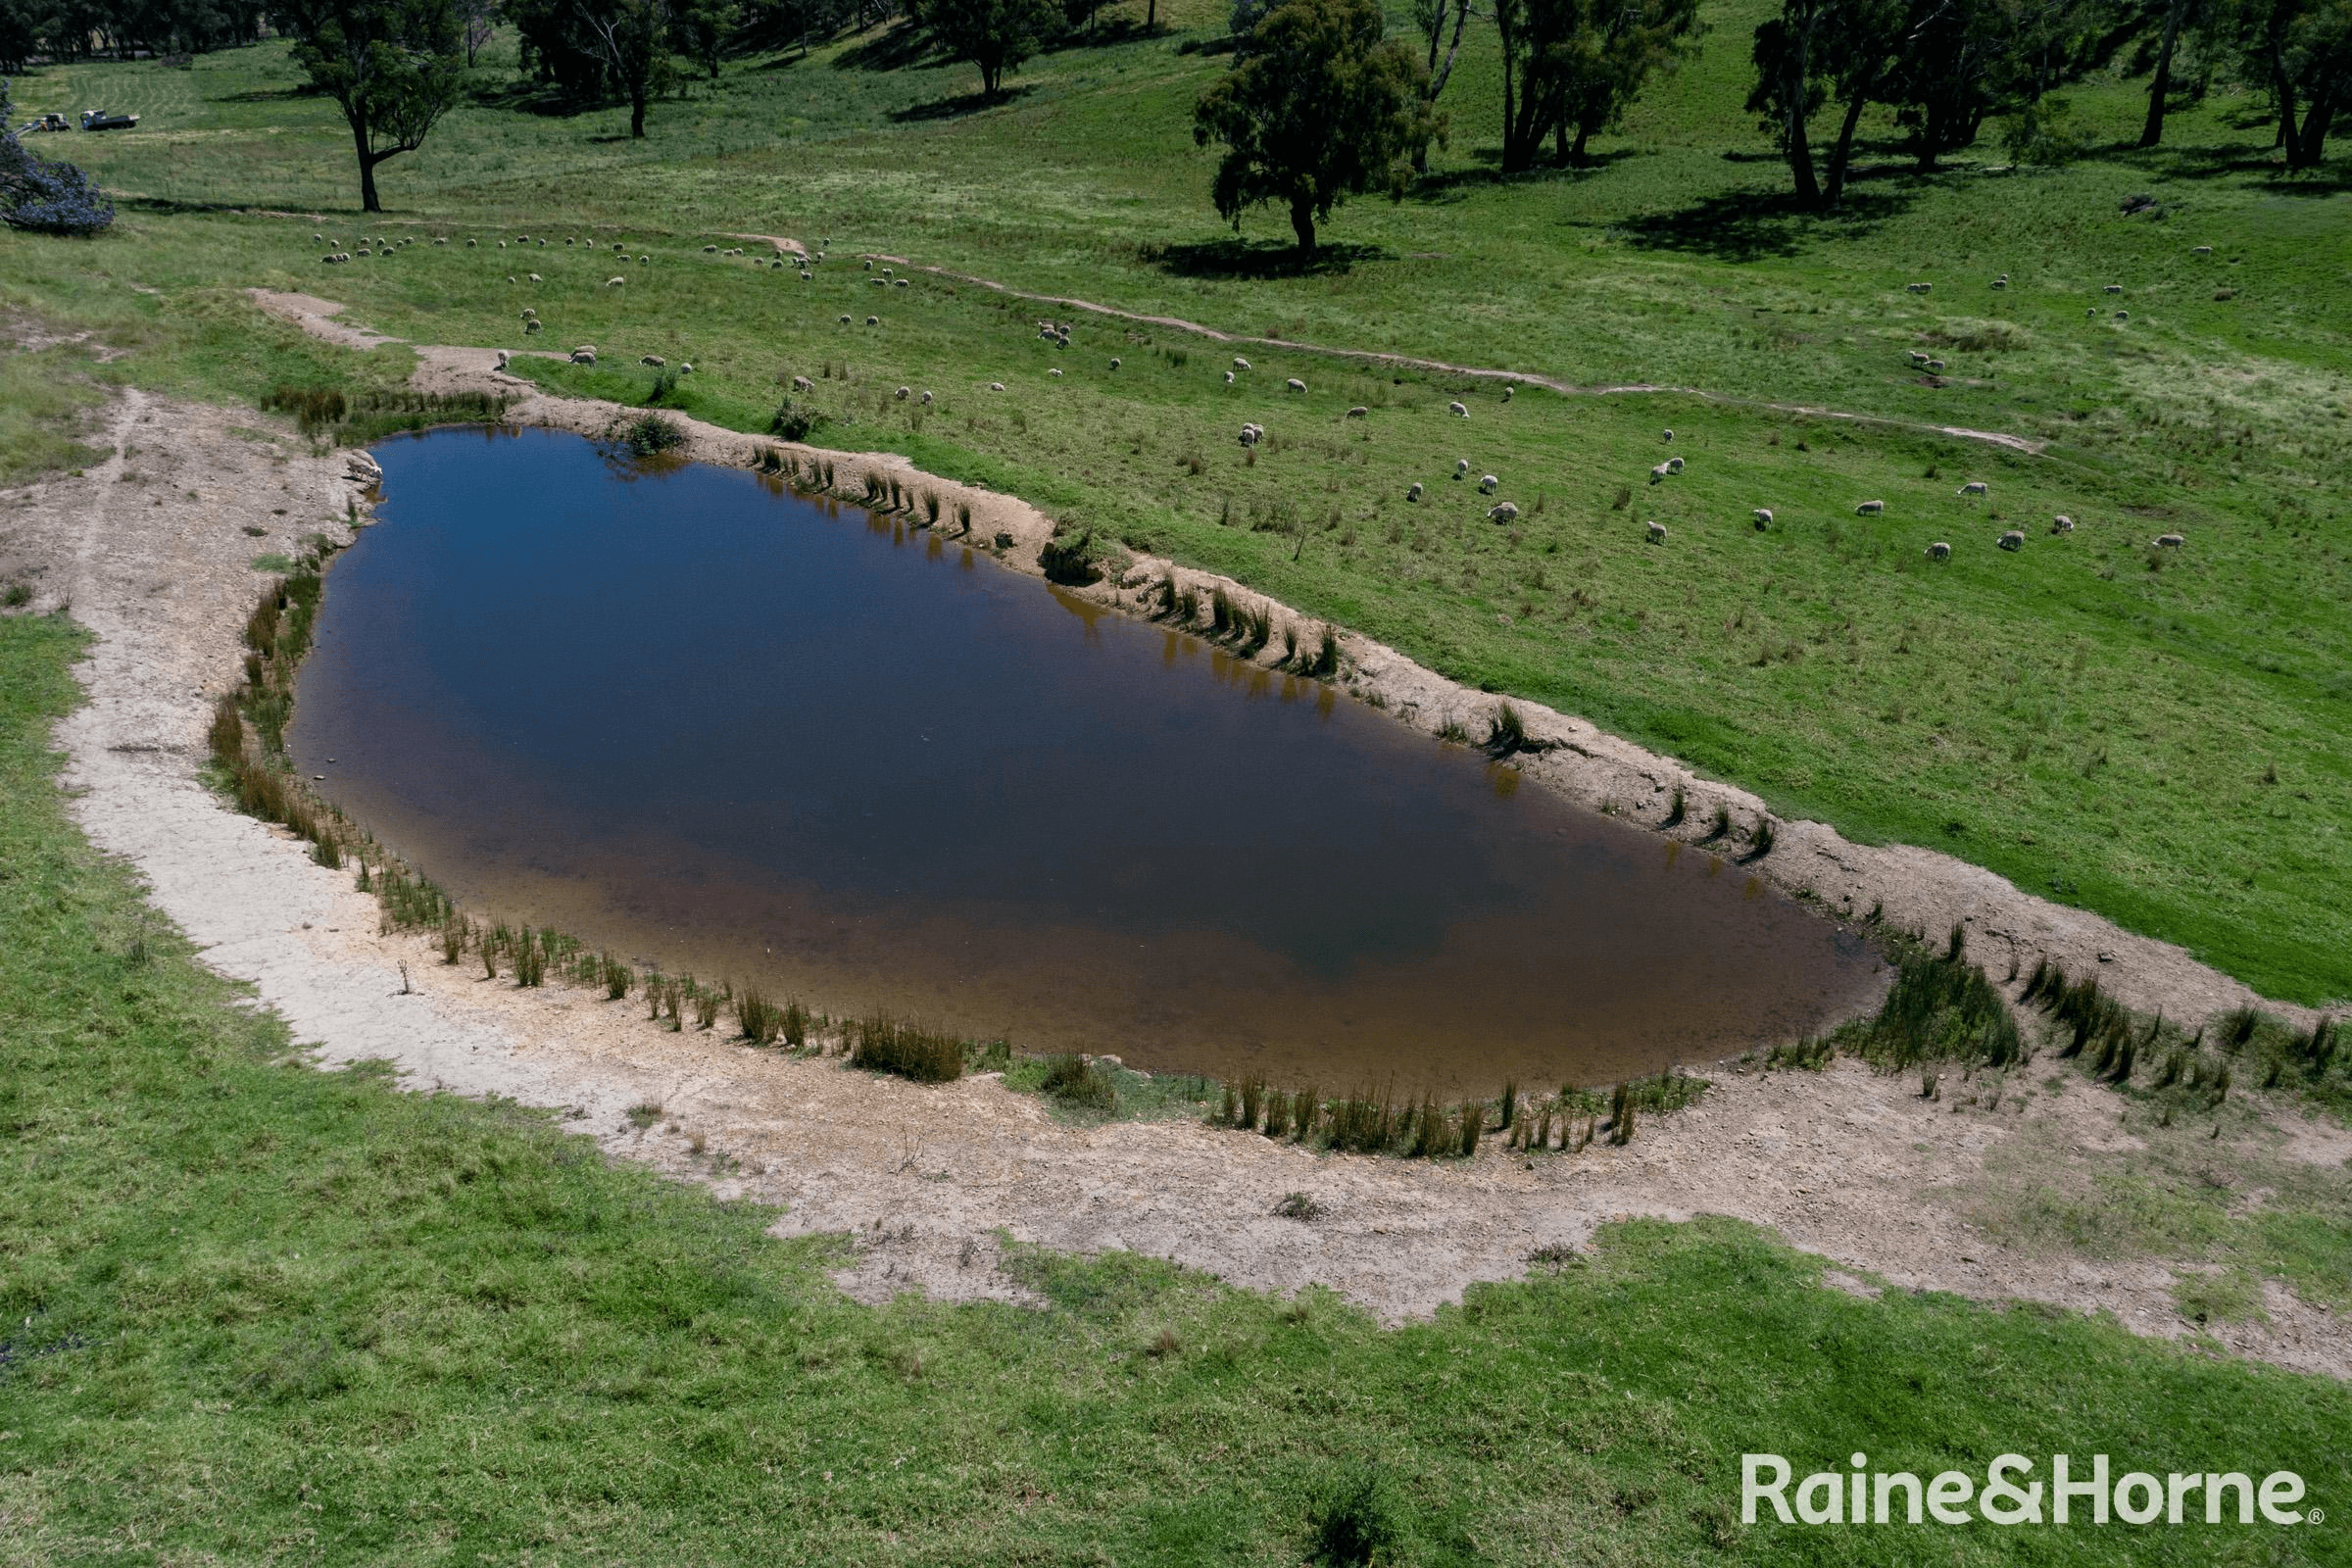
912, 0, 1057, 94
277, 0, 466, 211
1192, 0, 1432, 255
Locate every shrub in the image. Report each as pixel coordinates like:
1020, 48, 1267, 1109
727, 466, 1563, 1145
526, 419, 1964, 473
1306, 1466, 1400, 1567
1039, 1053, 1117, 1112
621, 413, 685, 456
0, 83, 115, 236
851, 1012, 964, 1082
1039, 529, 1102, 586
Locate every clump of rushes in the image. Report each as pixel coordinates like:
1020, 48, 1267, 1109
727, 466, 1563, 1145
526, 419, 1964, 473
1177, 585, 1200, 623
1211, 587, 1237, 635
1608, 1081, 1637, 1145
663, 979, 684, 1031
481, 925, 501, 981
1707, 803, 1733, 840
207, 692, 244, 772
1291, 1085, 1319, 1141
736, 985, 780, 1044
1218, 1080, 1238, 1124
851, 1012, 964, 1082
1407, 1094, 1448, 1157
1486, 702, 1529, 756
1456, 1102, 1483, 1157
783, 998, 809, 1048
1311, 626, 1340, 678
1497, 1079, 1516, 1131
1237, 1074, 1264, 1131
1242, 604, 1272, 654
691, 981, 720, 1030
1039, 1053, 1116, 1111
310, 836, 341, 869
514, 928, 546, 988
1664, 786, 1687, 827
1282, 623, 1299, 663
1262, 1087, 1292, 1138
1327, 1081, 1396, 1152
922, 490, 941, 524
601, 952, 632, 1000
956, 501, 971, 532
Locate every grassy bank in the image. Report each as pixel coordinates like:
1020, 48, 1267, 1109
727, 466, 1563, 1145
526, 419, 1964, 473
4, 612, 2349, 1564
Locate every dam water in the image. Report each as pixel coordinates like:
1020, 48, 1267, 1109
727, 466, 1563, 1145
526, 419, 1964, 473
289, 426, 1885, 1094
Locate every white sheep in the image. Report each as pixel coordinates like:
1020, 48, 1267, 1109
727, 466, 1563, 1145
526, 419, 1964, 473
2104, 283, 2123, 295
865, 315, 879, 326
895, 385, 910, 400
1648, 464, 1670, 484
1998, 530, 2025, 551
1661, 428, 1674, 442
1665, 456, 1684, 474
607, 275, 625, 287
314, 232, 322, 241
467, 238, 477, 248
1287, 378, 1306, 393
1447, 401, 1469, 417
639, 255, 649, 265
920, 391, 934, 405
1752, 509, 1774, 528
1239, 423, 1263, 446
704, 244, 718, 253
1049, 368, 1062, 377
1958, 481, 1988, 497
522, 318, 540, 333
1927, 541, 1951, 560
2050, 514, 2075, 533
838, 315, 852, 325
1907, 281, 1932, 293
495, 350, 511, 368
1109, 358, 1122, 369
1407, 482, 1424, 502
880, 267, 893, 276
1856, 500, 1885, 514
1646, 520, 1667, 544
1233, 357, 1250, 370
863, 259, 874, 270
641, 355, 664, 367
1927, 359, 1946, 372
1224, 370, 1236, 385
1346, 406, 1367, 417
1489, 502, 1519, 523
614, 243, 625, 253
2193, 245, 2213, 255
679, 364, 692, 373
988, 381, 1006, 392
1908, 351, 1931, 366
527, 272, 542, 282
433, 236, 446, 246
1502, 384, 1517, 401
792, 375, 813, 393
571, 347, 597, 365
2114, 311, 2130, 321
2155, 532, 2184, 548
1454, 459, 1471, 478
1478, 474, 1498, 494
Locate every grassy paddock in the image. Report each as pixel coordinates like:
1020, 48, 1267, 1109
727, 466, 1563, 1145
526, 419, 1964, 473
4, 613, 2350, 1565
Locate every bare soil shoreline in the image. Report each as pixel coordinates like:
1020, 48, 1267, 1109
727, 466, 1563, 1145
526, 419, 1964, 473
2, 292, 2341, 1379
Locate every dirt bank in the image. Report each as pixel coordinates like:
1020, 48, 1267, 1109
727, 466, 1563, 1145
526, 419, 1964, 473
3, 297, 2339, 1378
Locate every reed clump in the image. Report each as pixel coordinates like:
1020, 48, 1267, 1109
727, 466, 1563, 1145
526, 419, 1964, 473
851, 1012, 965, 1082
1039, 1053, 1116, 1111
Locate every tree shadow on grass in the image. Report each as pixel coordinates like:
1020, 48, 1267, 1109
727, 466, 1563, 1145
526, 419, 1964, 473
1407, 148, 1642, 204
1616, 184, 1918, 263
1145, 235, 1394, 278
834, 20, 937, 71
887, 84, 1034, 122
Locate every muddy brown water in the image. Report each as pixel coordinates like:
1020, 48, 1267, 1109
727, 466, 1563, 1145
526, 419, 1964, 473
290, 427, 1886, 1096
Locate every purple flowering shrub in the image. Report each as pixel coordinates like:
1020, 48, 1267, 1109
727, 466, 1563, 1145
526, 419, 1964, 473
1, 78, 116, 237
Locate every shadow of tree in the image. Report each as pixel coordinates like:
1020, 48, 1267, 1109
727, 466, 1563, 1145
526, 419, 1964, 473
1408, 147, 1641, 200
887, 84, 1035, 122
834, 21, 938, 71
1145, 235, 1394, 278
1615, 184, 1918, 262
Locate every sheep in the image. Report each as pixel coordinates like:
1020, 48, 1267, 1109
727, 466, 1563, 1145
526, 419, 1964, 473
1998, 530, 2025, 551
792, 375, 814, 393
988, 382, 1006, 392
499, 241, 507, 249
1908, 351, 1931, 366
863, 259, 874, 270
1662, 428, 1674, 442
523, 318, 541, 334
680, 364, 693, 374
1665, 456, 1684, 474
2050, 514, 2075, 533
1447, 401, 1469, 417
1646, 519, 1667, 544
507, 274, 516, 284
874, 277, 888, 287
571, 347, 597, 365
1346, 406, 1368, 417
1224, 370, 1236, 385
1927, 359, 1946, 372
2104, 283, 2123, 294
641, 355, 665, 367
894, 278, 909, 289
895, 385, 910, 400
2193, 245, 2213, 255
614, 243, 626, 253
1454, 459, 1471, 478
608, 275, 625, 287
2087, 308, 2100, 318
495, 350, 511, 369
839, 315, 853, 324
1287, 377, 1306, 393
1649, 464, 1670, 484
1990, 274, 2005, 288
1109, 357, 1122, 369
704, 244, 718, 253
1049, 368, 1063, 377
433, 236, 446, 246
865, 315, 879, 326
527, 272, 542, 282
1958, 481, 1988, 497
1752, 508, 1774, 528
466, 238, 477, 248
1233, 357, 1250, 370
1478, 473, 1498, 494
919, 390, 934, 406
1927, 541, 1951, 560
1855, 499, 1885, 514
1907, 281, 1932, 293
2155, 532, 2184, 548
880, 267, 893, 277
639, 255, 649, 265
1407, 482, 1424, 502
1239, 423, 1263, 446
1489, 502, 1519, 523
2114, 311, 2130, 321
314, 232, 323, 242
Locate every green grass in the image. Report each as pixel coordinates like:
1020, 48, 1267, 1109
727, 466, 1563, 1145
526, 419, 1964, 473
1, 13, 2348, 1006
4, 609, 2349, 1563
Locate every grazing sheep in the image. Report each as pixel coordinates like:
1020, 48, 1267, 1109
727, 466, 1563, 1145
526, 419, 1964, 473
523, 319, 540, 334
433, 236, 446, 246
1646, 519, 1667, 544
863, 260, 873, 270
865, 315, 879, 326
1927, 541, 1951, 560
1927, 359, 1947, 372
1109, 358, 1122, 369
2087, 308, 2100, 318
1665, 457, 1684, 474
792, 375, 813, 393
1998, 530, 2025, 551
498, 240, 507, 249
608, 276, 625, 287
1855, 499, 1885, 514
1346, 406, 1368, 417
1287, 378, 1306, 393
1648, 464, 1670, 484
2114, 311, 2130, 321
314, 232, 323, 241
874, 277, 887, 286
1907, 281, 1932, 293
2155, 532, 2184, 548
1233, 357, 1250, 370
495, 350, 511, 368
704, 244, 718, 253
614, 243, 625, 253
2104, 283, 2123, 294
895, 385, 910, 400
1958, 481, 1988, 497
1478, 473, 1498, 494
988, 381, 1006, 392
2193, 245, 2213, 255
838, 315, 852, 324
467, 238, 477, 247
1447, 401, 1469, 417
1752, 508, 1774, 528
641, 355, 665, 367
1908, 351, 1931, 366
640, 255, 650, 265
1239, 423, 1263, 446
1049, 368, 1063, 377
880, 267, 893, 276
527, 272, 542, 282
2051, 514, 2075, 533
680, 364, 692, 373
1990, 274, 2005, 288
919, 390, 934, 406
1489, 502, 1519, 523
1454, 459, 1471, 478
1662, 428, 1674, 442
571, 348, 597, 365
1224, 370, 1236, 385
1407, 482, 1424, 502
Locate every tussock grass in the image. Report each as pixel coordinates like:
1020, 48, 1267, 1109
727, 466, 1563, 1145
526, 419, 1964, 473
850, 1011, 965, 1083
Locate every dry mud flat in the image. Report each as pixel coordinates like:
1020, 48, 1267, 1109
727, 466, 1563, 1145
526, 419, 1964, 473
1, 296, 2342, 1378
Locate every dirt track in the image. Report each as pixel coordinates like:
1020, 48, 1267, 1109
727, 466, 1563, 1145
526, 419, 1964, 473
2, 293, 2341, 1378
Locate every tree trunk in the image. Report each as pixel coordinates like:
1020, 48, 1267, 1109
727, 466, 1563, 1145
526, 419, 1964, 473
1147, 0, 1155, 29
1410, 0, 1471, 172
629, 86, 647, 136
1823, 89, 1866, 205
1568, 114, 1596, 166
353, 116, 382, 213
1289, 194, 1315, 256
2138, 0, 2186, 148
2295, 88, 2334, 168
1784, 63, 1818, 204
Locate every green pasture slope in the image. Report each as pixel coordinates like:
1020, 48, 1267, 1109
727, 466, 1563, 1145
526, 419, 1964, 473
3, 610, 2350, 1564
8, 5, 2350, 1005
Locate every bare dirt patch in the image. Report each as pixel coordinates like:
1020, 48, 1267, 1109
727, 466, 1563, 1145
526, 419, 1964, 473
5, 296, 2340, 1378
